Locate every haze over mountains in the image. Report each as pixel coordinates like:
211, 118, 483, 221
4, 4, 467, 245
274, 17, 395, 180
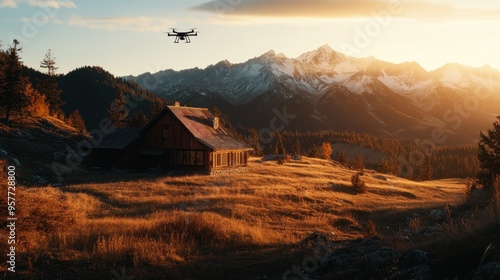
125, 44, 500, 145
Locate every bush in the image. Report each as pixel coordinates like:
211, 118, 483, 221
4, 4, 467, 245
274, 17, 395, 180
363, 220, 378, 238
351, 173, 367, 193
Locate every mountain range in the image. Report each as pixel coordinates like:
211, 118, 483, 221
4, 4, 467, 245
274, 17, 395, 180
125, 44, 500, 145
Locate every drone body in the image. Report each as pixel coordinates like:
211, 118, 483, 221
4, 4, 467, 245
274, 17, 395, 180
167, 29, 198, 43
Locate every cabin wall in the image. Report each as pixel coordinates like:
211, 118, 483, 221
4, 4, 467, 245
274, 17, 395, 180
138, 110, 208, 170
140, 110, 204, 150
210, 150, 249, 170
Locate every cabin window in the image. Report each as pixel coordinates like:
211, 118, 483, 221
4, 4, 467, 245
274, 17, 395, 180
212, 152, 229, 167
177, 150, 204, 166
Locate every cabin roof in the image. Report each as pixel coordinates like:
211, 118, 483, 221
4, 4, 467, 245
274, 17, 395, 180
95, 106, 251, 151
166, 106, 251, 151
94, 127, 141, 149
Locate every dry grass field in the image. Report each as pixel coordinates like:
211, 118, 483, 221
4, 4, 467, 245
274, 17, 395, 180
3, 157, 495, 279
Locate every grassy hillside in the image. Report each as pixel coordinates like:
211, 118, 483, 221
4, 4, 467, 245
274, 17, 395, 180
4, 157, 493, 279
0, 116, 87, 185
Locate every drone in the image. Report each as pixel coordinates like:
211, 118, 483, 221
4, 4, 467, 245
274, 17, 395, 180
166, 28, 198, 43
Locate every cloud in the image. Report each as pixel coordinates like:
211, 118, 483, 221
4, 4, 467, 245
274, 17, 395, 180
27, 0, 76, 8
0, 0, 17, 7
191, 0, 500, 21
192, 0, 393, 18
0, 0, 76, 8
68, 15, 176, 33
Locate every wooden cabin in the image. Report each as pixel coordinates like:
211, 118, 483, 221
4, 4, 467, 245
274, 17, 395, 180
90, 105, 252, 173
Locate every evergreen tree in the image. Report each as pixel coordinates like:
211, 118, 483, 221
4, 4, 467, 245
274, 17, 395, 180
0, 42, 5, 100
249, 128, 263, 156
40, 49, 58, 75
67, 110, 87, 134
477, 116, 500, 190
38, 49, 63, 116
351, 156, 365, 170
379, 158, 399, 175
337, 149, 348, 165
320, 142, 333, 160
292, 137, 301, 155
419, 155, 432, 181
308, 144, 319, 158
275, 133, 286, 155
152, 100, 166, 116
0, 40, 27, 122
108, 90, 128, 127
127, 111, 148, 127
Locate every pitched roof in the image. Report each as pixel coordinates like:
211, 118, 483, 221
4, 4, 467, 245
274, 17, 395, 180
95, 127, 141, 149
166, 106, 251, 151
95, 106, 251, 151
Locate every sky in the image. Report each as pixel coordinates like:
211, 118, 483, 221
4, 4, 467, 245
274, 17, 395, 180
1, 0, 500, 77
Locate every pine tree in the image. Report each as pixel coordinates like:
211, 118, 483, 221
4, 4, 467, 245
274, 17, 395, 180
127, 111, 148, 127
38, 49, 63, 116
152, 100, 167, 116
275, 133, 286, 155
292, 137, 301, 155
108, 90, 128, 127
379, 158, 398, 175
0, 39, 27, 122
337, 149, 348, 165
67, 110, 87, 134
249, 128, 263, 156
477, 116, 500, 190
40, 49, 58, 76
352, 156, 365, 171
0, 42, 5, 100
320, 142, 332, 160
308, 144, 319, 158
419, 155, 432, 181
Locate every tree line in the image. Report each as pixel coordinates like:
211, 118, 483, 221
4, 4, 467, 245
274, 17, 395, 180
0, 39, 170, 133
235, 126, 480, 180
0, 39, 87, 133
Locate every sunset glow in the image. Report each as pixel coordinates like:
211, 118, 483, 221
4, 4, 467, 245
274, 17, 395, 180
0, 0, 499, 76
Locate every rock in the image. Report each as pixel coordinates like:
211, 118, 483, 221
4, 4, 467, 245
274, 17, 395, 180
366, 247, 401, 267
429, 209, 445, 223
418, 224, 444, 238
389, 264, 432, 280
34, 175, 48, 185
10, 157, 20, 166
53, 151, 66, 161
402, 250, 428, 266
474, 261, 500, 280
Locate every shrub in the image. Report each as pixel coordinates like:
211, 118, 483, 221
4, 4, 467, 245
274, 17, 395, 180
351, 173, 367, 193
363, 220, 378, 238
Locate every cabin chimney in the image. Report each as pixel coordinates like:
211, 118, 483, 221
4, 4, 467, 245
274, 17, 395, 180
213, 117, 219, 130
174, 101, 180, 107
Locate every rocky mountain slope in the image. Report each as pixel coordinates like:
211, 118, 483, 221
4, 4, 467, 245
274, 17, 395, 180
126, 45, 500, 144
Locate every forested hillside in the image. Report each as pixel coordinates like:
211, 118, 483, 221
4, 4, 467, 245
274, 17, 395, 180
237, 128, 479, 180
57, 66, 170, 130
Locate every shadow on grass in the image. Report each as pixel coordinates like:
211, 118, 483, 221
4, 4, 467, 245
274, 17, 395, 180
370, 188, 418, 199
329, 182, 359, 195
61, 168, 208, 186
